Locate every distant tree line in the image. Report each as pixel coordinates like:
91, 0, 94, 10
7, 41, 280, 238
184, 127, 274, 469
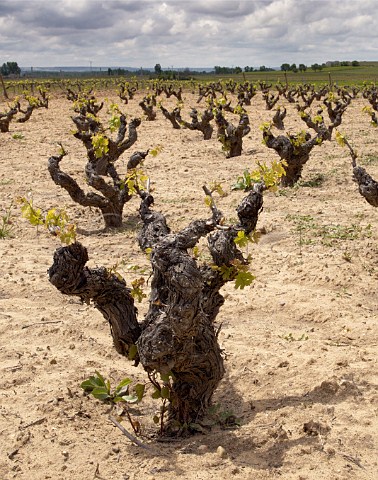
1, 59, 361, 80
150, 64, 210, 80
107, 67, 133, 76
280, 60, 360, 73
214, 65, 275, 74
326, 60, 360, 67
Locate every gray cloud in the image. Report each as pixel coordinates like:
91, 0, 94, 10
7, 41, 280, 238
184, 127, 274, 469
0, 0, 377, 68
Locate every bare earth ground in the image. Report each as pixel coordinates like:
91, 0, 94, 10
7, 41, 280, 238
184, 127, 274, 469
0, 88, 377, 480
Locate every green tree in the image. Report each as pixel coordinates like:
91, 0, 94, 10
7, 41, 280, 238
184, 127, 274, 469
154, 63, 162, 75
1, 62, 21, 76
281, 63, 291, 71
298, 63, 307, 72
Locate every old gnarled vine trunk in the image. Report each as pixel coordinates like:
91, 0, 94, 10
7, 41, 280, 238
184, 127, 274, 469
48, 116, 143, 229
263, 130, 324, 187
48, 188, 263, 434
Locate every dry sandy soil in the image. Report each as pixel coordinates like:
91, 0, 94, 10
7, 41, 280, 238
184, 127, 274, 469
0, 85, 377, 480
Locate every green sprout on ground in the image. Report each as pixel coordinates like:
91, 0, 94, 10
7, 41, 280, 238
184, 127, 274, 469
80, 371, 145, 435
0, 202, 15, 239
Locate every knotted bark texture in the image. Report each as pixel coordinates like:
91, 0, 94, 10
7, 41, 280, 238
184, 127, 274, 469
215, 110, 250, 158
48, 188, 264, 434
353, 166, 378, 207
263, 129, 324, 187
48, 242, 140, 357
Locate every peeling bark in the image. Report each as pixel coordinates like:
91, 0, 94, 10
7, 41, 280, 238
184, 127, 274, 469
48, 152, 131, 228
118, 83, 138, 104
162, 85, 183, 101
236, 82, 257, 107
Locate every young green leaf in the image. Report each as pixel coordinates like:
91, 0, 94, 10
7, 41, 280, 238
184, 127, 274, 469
91, 386, 111, 401
152, 388, 162, 399
130, 277, 146, 302
128, 344, 138, 361
114, 377, 133, 397
94, 371, 106, 386
19, 197, 44, 226
149, 144, 163, 157
234, 230, 252, 248
160, 372, 173, 382
160, 386, 170, 399
335, 130, 346, 147
118, 394, 139, 404
91, 133, 109, 159
134, 383, 146, 402
234, 270, 255, 290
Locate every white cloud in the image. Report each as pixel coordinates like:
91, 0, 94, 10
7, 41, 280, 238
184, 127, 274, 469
0, 0, 377, 68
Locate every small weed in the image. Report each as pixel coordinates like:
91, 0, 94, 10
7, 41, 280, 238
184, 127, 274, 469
319, 223, 372, 246
0, 202, 14, 239
327, 167, 340, 177
360, 154, 378, 166
298, 173, 325, 188
277, 187, 295, 197
285, 214, 317, 253
342, 250, 352, 262
336, 288, 352, 298
81, 371, 145, 434
286, 214, 373, 249
279, 332, 309, 342
80, 371, 145, 404
12, 133, 24, 140
204, 403, 241, 429
0, 178, 14, 186
286, 214, 317, 232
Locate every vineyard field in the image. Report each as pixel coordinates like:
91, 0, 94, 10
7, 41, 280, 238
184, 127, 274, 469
0, 85, 377, 480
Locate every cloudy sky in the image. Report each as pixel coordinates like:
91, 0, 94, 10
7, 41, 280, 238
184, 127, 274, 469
0, 0, 377, 69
